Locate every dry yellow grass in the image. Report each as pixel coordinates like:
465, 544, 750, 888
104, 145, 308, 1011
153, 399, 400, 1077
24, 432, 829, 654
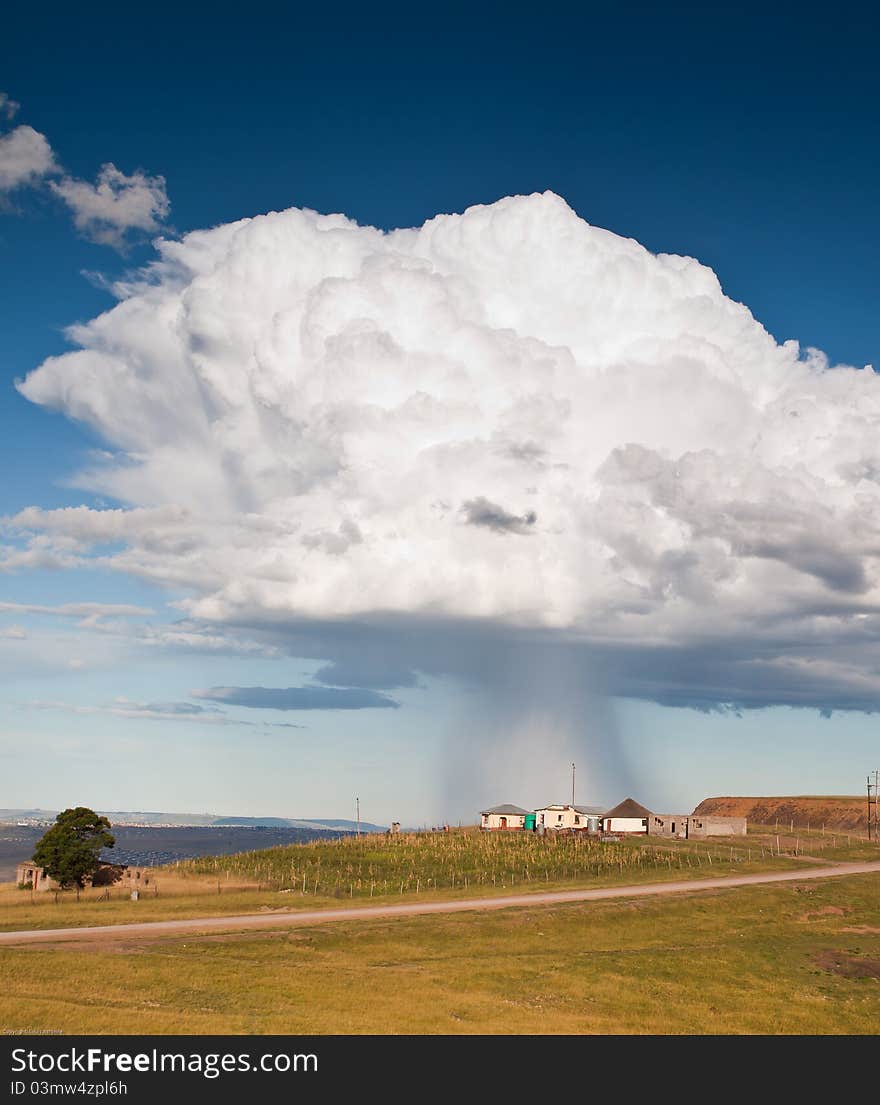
1, 873, 879, 1035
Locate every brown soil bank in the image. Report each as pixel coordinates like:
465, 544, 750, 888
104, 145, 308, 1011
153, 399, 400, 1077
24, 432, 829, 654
694, 796, 869, 830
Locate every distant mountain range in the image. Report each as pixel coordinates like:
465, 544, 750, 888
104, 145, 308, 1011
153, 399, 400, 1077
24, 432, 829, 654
0, 808, 389, 833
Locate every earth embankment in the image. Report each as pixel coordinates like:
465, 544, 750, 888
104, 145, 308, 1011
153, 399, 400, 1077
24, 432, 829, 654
694, 795, 869, 830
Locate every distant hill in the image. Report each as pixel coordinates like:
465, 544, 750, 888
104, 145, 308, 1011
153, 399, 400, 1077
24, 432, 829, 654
212, 816, 388, 833
0, 809, 60, 825
0, 809, 388, 833
694, 795, 869, 830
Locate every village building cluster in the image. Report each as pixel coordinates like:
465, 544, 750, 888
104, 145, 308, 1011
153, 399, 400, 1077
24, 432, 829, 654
479, 797, 746, 838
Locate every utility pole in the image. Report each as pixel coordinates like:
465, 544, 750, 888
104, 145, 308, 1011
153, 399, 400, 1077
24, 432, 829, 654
875, 770, 879, 838
868, 777, 873, 841
356, 796, 360, 838
571, 762, 576, 807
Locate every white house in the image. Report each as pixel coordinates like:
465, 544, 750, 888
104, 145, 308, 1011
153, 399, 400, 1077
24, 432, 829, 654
480, 804, 530, 831
535, 804, 605, 831
600, 797, 652, 835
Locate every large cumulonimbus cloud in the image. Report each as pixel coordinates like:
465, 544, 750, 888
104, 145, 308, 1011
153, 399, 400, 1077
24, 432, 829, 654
9, 191, 880, 721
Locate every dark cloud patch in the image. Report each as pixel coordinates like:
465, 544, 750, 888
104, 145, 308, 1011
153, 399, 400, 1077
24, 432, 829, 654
313, 660, 419, 690
504, 440, 546, 465
461, 496, 537, 535
736, 537, 868, 594
191, 605, 880, 720
595, 639, 880, 715
143, 701, 223, 716
194, 685, 400, 710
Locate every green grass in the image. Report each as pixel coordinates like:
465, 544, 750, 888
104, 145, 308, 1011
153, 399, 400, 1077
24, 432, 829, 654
177, 827, 809, 898
746, 825, 880, 862
1, 873, 879, 1034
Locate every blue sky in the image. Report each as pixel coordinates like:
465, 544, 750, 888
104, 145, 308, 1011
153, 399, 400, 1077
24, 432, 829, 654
2, 2, 880, 824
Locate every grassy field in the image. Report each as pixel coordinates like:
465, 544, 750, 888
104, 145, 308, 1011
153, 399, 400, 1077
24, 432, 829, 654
0, 828, 830, 932
1, 872, 878, 1034
178, 826, 798, 891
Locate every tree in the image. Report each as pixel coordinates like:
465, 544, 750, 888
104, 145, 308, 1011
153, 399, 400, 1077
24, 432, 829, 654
32, 807, 115, 889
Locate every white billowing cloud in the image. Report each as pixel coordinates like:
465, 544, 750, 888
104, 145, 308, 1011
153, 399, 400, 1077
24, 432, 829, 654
0, 625, 27, 640
12, 191, 880, 710
0, 125, 56, 192
50, 163, 170, 247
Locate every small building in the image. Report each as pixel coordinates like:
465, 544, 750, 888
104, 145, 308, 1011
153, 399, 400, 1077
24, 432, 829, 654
601, 797, 652, 835
649, 813, 688, 838
480, 804, 530, 831
535, 804, 605, 831
687, 814, 747, 837
15, 863, 56, 891
117, 865, 152, 887
15, 861, 151, 892
648, 812, 748, 838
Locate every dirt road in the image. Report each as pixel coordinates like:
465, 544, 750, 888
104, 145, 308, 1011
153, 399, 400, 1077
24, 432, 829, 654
2, 860, 878, 946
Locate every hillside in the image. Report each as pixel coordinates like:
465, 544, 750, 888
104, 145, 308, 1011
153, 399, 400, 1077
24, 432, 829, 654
695, 795, 870, 830
0, 809, 387, 832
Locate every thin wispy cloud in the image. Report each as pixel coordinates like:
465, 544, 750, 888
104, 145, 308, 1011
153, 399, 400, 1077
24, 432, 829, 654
0, 601, 155, 618
0, 92, 20, 119
26, 697, 304, 728
194, 686, 401, 711
0, 597, 278, 658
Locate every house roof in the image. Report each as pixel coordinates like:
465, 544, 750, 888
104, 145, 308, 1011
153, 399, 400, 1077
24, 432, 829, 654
535, 804, 605, 814
602, 797, 653, 820
481, 804, 530, 816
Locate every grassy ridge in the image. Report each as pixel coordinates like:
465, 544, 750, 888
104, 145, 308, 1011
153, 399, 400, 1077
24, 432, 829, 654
176, 828, 793, 899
